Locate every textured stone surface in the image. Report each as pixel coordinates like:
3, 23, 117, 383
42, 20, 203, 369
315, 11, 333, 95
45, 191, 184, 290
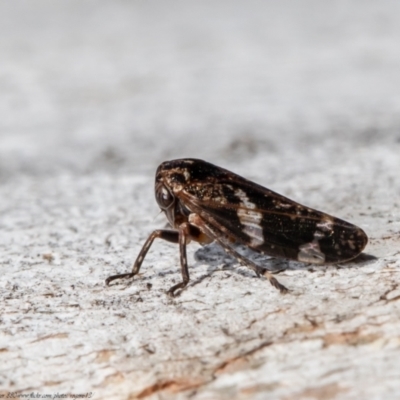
1, 1, 400, 399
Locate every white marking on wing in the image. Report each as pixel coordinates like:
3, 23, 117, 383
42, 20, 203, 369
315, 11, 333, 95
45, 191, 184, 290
298, 223, 331, 264
298, 239, 326, 264
316, 217, 334, 232
235, 189, 264, 246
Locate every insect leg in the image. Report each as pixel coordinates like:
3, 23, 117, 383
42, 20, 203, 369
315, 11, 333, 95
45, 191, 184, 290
190, 214, 288, 293
167, 222, 191, 297
215, 236, 288, 293
105, 229, 179, 286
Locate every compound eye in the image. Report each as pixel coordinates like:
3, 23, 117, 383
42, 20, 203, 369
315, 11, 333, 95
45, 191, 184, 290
156, 185, 174, 209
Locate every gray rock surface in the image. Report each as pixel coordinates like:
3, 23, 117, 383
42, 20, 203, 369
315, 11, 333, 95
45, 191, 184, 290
1, 1, 400, 399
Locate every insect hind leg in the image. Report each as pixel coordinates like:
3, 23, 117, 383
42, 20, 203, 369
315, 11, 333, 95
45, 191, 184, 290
215, 237, 288, 293
190, 214, 288, 293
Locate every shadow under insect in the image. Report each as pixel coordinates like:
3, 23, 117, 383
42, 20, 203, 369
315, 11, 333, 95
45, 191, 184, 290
194, 242, 288, 275
191, 242, 377, 288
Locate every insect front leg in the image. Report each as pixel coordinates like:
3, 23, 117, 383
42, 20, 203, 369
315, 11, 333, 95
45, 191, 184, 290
105, 229, 179, 286
166, 222, 193, 297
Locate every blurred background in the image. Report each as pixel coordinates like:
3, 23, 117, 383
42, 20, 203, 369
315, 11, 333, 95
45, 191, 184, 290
1, 0, 400, 181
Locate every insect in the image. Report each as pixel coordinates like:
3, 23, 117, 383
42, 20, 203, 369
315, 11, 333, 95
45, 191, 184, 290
106, 158, 368, 296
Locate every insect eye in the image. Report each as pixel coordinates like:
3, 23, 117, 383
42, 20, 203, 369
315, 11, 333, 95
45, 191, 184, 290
156, 185, 174, 209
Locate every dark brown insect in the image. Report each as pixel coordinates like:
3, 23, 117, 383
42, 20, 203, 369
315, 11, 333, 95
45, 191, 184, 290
106, 158, 368, 296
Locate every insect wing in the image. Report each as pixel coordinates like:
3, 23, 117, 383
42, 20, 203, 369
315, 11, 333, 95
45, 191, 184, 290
178, 174, 368, 265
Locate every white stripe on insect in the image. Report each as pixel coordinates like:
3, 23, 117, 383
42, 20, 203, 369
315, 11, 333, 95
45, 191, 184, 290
234, 189, 264, 246
316, 217, 334, 232
298, 238, 326, 264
